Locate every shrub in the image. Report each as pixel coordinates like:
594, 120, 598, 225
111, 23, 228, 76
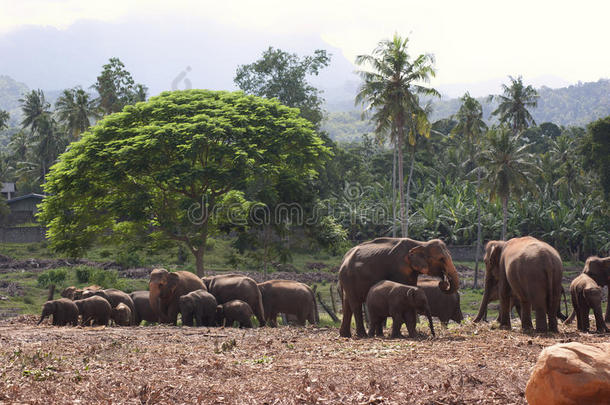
75, 266, 94, 283
37, 268, 67, 288
89, 269, 126, 290
99, 249, 112, 258
115, 251, 143, 269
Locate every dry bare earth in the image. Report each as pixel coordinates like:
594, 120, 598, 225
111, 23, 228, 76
0, 316, 607, 404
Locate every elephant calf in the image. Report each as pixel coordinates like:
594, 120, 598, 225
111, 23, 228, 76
82, 288, 136, 325
418, 279, 463, 327
38, 298, 79, 326
179, 289, 218, 327
217, 300, 254, 328
258, 280, 318, 327
569, 273, 608, 333
366, 280, 435, 338
75, 296, 112, 326
111, 303, 132, 326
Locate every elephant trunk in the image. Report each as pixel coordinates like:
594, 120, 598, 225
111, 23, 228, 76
439, 255, 459, 295
426, 308, 435, 337
474, 276, 493, 323
37, 315, 45, 325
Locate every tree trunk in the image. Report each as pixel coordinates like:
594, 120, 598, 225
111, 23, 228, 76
501, 195, 508, 241
474, 169, 482, 289
397, 133, 406, 237
404, 146, 416, 238
392, 146, 397, 237
194, 247, 205, 277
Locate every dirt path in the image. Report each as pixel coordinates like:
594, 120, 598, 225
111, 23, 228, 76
0, 316, 606, 404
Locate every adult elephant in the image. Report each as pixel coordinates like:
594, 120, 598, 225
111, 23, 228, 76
203, 274, 265, 326
258, 280, 318, 327
130, 291, 158, 325
149, 268, 206, 325
476, 236, 563, 332
338, 238, 459, 338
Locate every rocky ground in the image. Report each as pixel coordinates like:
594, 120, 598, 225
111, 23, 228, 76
0, 315, 606, 404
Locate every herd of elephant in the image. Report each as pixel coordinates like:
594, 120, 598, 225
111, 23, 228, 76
338, 236, 610, 338
37, 236, 610, 338
38, 272, 319, 329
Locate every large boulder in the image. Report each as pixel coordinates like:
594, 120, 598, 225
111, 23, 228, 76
525, 342, 610, 405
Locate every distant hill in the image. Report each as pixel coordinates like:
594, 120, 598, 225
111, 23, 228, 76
0, 75, 28, 127
322, 79, 610, 142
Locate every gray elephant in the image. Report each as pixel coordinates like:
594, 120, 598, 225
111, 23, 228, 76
257, 279, 318, 327
565, 256, 610, 333
366, 280, 435, 338
38, 298, 79, 326
111, 303, 132, 326
476, 237, 563, 332
203, 274, 265, 326
338, 238, 459, 338
129, 290, 158, 325
82, 288, 136, 325
75, 296, 112, 326
576, 256, 610, 323
179, 289, 218, 327
149, 268, 206, 325
216, 300, 254, 328
418, 279, 463, 327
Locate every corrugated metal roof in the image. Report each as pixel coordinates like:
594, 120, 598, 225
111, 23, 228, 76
6, 193, 45, 204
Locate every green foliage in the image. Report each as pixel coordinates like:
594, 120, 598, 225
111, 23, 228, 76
55, 87, 99, 139
490, 75, 539, 133
39, 90, 331, 276
92, 57, 147, 115
0, 109, 9, 131
75, 266, 93, 284
235, 47, 331, 127
37, 268, 67, 288
581, 115, 610, 197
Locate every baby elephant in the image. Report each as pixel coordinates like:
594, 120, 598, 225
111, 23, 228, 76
111, 303, 132, 326
179, 289, 218, 327
366, 280, 435, 338
217, 300, 254, 328
38, 298, 79, 326
570, 273, 608, 333
418, 279, 463, 327
75, 296, 112, 326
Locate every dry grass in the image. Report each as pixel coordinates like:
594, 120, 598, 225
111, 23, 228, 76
0, 315, 607, 404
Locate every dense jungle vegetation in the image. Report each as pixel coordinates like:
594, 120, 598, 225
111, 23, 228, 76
0, 39, 608, 275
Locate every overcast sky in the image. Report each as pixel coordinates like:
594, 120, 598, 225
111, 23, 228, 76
1, 0, 609, 97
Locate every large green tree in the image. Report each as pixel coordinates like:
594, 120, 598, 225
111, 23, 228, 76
55, 87, 100, 139
92, 57, 148, 115
234, 47, 330, 127
490, 76, 539, 134
39, 90, 330, 276
581, 115, 610, 197
451, 92, 487, 287
355, 34, 438, 237
479, 125, 540, 240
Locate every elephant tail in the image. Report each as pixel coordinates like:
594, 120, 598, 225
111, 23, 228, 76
254, 289, 266, 327
558, 287, 568, 321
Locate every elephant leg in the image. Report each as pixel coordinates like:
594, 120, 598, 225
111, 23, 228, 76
520, 301, 533, 331
404, 311, 417, 338
339, 294, 353, 337
605, 292, 610, 323
349, 296, 367, 338
376, 318, 385, 336
368, 315, 379, 337
268, 311, 278, 328
195, 313, 203, 327
390, 312, 404, 339
592, 303, 608, 333
534, 306, 548, 333
498, 294, 512, 329
167, 303, 179, 325
582, 306, 591, 332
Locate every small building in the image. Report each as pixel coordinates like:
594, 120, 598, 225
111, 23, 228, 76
1, 182, 15, 200
5, 193, 45, 224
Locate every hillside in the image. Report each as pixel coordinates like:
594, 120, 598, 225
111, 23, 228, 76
322, 79, 610, 142
0, 75, 28, 127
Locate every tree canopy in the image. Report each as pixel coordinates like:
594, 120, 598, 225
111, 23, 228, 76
234, 47, 330, 127
92, 57, 148, 115
39, 90, 331, 275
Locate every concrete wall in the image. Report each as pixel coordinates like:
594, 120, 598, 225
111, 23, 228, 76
0, 227, 46, 243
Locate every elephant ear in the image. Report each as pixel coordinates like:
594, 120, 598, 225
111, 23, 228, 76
407, 246, 429, 274
167, 272, 180, 291
487, 242, 503, 268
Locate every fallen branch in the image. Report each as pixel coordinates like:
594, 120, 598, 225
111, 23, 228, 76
316, 292, 339, 323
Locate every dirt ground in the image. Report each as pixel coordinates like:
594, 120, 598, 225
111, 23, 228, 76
0, 316, 607, 404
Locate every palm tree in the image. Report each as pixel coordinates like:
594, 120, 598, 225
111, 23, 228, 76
490, 76, 539, 134
55, 87, 100, 139
355, 34, 438, 237
479, 125, 540, 240
451, 92, 487, 287
19, 89, 51, 135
